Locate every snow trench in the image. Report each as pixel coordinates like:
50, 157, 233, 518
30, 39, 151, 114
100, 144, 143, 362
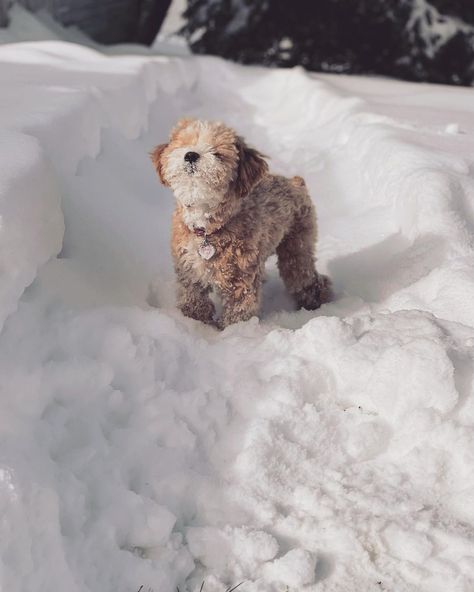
1, 41, 474, 592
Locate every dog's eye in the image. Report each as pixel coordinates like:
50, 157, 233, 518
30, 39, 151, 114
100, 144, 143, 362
213, 152, 223, 160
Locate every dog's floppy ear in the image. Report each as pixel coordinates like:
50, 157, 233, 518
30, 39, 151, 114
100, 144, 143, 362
235, 136, 269, 197
150, 143, 169, 186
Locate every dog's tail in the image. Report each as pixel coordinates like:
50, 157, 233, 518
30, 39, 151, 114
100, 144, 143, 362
291, 175, 306, 188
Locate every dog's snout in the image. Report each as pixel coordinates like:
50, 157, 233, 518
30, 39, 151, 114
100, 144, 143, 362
184, 151, 200, 164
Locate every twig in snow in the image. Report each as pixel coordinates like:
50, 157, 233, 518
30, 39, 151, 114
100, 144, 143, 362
225, 583, 244, 592
177, 579, 242, 592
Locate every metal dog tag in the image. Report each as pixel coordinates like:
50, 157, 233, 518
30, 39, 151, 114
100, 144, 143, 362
198, 239, 215, 260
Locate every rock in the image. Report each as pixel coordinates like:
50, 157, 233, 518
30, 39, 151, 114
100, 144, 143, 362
0, 0, 12, 27
5, 0, 172, 44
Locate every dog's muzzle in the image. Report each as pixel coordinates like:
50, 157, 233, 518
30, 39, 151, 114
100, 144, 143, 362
184, 163, 197, 175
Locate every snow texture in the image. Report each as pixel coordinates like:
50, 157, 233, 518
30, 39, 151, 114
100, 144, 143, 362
1, 7, 474, 592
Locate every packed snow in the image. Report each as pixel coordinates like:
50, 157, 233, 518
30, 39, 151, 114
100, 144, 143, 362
1, 8, 474, 592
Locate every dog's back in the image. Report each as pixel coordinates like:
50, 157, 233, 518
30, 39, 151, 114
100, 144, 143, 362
236, 173, 316, 258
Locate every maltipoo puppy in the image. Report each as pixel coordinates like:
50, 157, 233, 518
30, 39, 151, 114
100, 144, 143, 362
151, 118, 331, 328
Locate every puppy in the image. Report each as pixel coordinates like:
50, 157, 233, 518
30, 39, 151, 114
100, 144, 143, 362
151, 118, 331, 328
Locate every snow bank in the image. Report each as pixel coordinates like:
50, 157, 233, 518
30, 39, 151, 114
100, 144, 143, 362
1, 8, 474, 592
0, 130, 63, 330
0, 41, 196, 172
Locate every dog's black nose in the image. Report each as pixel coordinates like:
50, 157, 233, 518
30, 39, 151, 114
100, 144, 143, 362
184, 151, 200, 164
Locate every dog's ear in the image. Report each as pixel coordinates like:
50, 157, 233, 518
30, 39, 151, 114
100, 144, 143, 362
235, 136, 269, 197
150, 143, 169, 186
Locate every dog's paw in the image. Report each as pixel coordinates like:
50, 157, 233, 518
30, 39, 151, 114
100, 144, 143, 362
294, 274, 333, 311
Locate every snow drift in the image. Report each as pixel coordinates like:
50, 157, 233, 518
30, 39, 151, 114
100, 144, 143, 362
1, 10, 474, 592
0, 130, 63, 330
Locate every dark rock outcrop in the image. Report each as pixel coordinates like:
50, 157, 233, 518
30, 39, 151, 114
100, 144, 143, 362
0, 0, 12, 26
2, 0, 172, 45
50, 0, 172, 45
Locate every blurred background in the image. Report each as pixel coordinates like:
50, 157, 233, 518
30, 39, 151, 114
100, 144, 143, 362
1, 0, 473, 86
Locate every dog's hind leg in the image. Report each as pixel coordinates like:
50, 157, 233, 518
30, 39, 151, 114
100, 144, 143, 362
276, 209, 332, 310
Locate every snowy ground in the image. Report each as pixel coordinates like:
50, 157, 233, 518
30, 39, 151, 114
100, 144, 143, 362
1, 9, 474, 592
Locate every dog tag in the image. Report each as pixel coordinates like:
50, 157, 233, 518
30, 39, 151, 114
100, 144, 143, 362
198, 239, 215, 260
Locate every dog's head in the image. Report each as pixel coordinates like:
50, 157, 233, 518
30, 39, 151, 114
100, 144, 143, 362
151, 118, 268, 230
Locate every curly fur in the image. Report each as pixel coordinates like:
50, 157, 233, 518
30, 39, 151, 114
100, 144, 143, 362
151, 118, 332, 328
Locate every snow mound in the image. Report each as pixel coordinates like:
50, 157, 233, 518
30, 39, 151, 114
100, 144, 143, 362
0, 15, 474, 592
0, 130, 63, 330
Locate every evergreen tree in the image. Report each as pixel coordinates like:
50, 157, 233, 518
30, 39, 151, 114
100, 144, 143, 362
181, 0, 474, 86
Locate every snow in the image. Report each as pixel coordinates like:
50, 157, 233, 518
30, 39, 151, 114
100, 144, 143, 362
1, 6, 474, 592
0, 130, 63, 330
158, 0, 187, 38
407, 0, 474, 59
152, 0, 190, 56
263, 549, 317, 587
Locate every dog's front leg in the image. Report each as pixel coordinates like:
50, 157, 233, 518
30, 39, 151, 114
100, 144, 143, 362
176, 273, 216, 325
218, 279, 261, 329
